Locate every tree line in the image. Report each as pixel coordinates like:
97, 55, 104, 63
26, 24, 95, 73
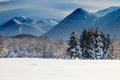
0, 37, 67, 58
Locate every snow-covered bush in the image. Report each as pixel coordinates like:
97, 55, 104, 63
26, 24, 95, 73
0, 37, 67, 58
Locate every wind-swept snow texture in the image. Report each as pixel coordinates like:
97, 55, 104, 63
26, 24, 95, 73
0, 58, 120, 80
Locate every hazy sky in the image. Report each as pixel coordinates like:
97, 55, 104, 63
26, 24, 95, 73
0, 0, 120, 18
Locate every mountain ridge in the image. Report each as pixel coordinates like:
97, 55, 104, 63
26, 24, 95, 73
0, 16, 59, 37
95, 6, 120, 17
43, 8, 97, 39
0, 7, 120, 39
43, 7, 120, 39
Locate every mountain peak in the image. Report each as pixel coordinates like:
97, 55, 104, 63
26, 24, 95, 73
75, 8, 85, 11
62, 8, 94, 22
72, 8, 87, 15
43, 8, 96, 39
4, 18, 22, 26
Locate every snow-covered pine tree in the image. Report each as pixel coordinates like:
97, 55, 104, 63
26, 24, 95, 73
80, 29, 90, 58
80, 28, 113, 59
80, 29, 96, 59
94, 29, 104, 59
103, 33, 113, 59
66, 32, 82, 59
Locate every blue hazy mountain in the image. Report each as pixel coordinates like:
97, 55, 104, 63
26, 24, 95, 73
43, 7, 120, 39
1, 6, 120, 39
43, 8, 97, 39
95, 8, 120, 27
0, 16, 59, 37
0, 8, 60, 25
94, 8, 120, 38
0, 8, 38, 25
37, 19, 59, 31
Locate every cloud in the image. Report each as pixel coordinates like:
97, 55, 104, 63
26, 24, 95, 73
73, 0, 120, 12
0, 0, 120, 19
0, 0, 10, 2
52, 3, 81, 11
0, 0, 31, 11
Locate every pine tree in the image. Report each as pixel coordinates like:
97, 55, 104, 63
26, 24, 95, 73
94, 29, 104, 59
79, 28, 113, 59
67, 32, 82, 59
80, 29, 95, 59
103, 34, 113, 58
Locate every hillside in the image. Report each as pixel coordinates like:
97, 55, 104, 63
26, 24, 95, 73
43, 7, 120, 39
0, 16, 59, 37
43, 8, 96, 39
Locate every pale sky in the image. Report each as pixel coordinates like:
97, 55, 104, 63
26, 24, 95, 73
0, 0, 120, 19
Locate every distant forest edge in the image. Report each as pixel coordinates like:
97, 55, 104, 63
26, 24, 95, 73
0, 28, 120, 59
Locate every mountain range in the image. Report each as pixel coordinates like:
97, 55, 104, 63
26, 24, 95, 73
0, 6, 120, 39
0, 16, 59, 37
43, 6, 120, 39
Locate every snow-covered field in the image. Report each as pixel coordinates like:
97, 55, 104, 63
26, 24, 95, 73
0, 59, 120, 80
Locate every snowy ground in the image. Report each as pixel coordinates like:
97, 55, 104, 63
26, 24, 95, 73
0, 59, 120, 80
